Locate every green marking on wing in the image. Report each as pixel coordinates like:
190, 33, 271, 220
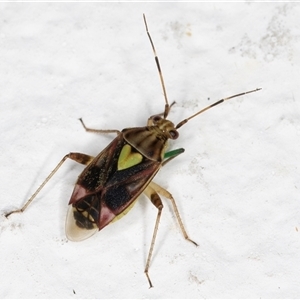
164, 148, 184, 159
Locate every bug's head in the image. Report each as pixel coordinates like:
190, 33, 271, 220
148, 114, 179, 140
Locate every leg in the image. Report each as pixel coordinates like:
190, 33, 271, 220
5, 152, 94, 218
143, 184, 164, 288
149, 182, 198, 246
143, 182, 198, 288
79, 118, 120, 135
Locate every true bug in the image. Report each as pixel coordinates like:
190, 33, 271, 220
5, 14, 260, 287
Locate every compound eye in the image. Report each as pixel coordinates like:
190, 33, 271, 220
169, 129, 179, 140
152, 115, 162, 123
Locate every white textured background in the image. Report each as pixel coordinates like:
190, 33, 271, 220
1, 2, 299, 298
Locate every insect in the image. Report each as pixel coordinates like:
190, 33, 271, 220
5, 14, 260, 287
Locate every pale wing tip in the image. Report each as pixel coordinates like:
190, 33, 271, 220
65, 206, 98, 242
